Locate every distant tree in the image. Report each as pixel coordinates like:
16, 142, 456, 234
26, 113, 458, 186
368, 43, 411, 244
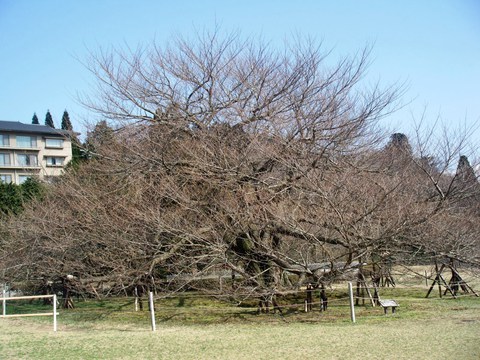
0, 178, 45, 216
456, 155, 478, 185
0, 182, 23, 215
20, 177, 45, 203
45, 110, 55, 128
84, 120, 115, 157
386, 133, 413, 155
32, 113, 39, 125
61, 110, 73, 131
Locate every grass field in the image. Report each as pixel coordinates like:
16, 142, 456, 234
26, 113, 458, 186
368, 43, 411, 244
1, 273, 480, 359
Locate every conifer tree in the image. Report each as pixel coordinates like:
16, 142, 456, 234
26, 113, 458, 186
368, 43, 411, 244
61, 110, 73, 131
32, 113, 39, 125
45, 110, 55, 128
456, 155, 478, 184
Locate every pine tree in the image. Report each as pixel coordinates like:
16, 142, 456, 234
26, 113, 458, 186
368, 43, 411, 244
32, 113, 39, 125
61, 110, 73, 131
45, 110, 55, 128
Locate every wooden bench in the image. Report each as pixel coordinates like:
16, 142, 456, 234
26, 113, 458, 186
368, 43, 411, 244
378, 299, 399, 314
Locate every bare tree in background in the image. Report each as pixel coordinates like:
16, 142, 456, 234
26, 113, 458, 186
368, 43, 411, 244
2, 30, 479, 300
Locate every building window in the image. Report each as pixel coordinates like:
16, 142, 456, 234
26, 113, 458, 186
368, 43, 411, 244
0, 174, 12, 183
46, 156, 65, 166
17, 154, 38, 167
18, 175, 30, 184
0, 153, 11, 166
0, 134, 10, 146
45, 138, 64, 148
16, 135, 37, 148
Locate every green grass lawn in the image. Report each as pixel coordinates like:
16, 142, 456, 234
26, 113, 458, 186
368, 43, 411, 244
1, 280, 479, 359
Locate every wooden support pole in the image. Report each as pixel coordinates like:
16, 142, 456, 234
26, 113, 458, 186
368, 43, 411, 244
438, 273, 456, 298
355, 277, 361, 306
359, 272, 375, 307
426, 275, 438, 298
450, 267, 479, 297
426, 263, 445, 298
436, 262, 443, 298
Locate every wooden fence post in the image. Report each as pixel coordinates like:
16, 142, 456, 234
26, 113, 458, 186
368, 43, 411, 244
2, 289, 5, 317
53, 294, 57, 332
348, 282, 356, 323
149, 291, 156, 332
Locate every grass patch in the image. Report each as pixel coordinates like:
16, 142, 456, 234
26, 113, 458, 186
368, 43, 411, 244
1, 284, 479, 359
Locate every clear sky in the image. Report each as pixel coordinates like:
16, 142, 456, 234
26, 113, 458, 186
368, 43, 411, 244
0, 0, 479, 148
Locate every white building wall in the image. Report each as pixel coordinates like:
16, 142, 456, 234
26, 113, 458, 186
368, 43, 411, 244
0, 131, 72, 184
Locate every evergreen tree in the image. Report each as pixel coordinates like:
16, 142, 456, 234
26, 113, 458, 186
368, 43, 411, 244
61, 110, 73, 131
32, 113, 39, 125
0, 182, 24, 215
65, 141, 86, 170
20, 177, 45, 202
387, 133, 413, 155
45, 110, 55, 128
456, 155, 478, 184
85, 120, 115, 154
0, 178, 45, 216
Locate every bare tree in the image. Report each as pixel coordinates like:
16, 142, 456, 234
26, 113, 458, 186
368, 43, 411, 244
2, 30, 479, 300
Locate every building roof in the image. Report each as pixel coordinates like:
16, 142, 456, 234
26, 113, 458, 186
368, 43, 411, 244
0, 121, 69, 137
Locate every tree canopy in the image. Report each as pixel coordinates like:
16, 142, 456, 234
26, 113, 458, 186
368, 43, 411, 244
2, 31, 479, 299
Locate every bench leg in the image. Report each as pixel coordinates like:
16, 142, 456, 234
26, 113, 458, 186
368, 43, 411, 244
392, 307, 396, 314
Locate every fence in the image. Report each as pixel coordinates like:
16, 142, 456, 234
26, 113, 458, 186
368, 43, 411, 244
1, 291, 58, 332
1, 274, 478, 332
143, 282, 365, 330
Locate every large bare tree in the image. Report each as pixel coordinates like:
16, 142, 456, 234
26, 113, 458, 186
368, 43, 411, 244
2, 31, 479, 300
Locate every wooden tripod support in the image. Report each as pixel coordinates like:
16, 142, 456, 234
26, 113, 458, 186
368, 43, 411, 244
426, 262, 478, 298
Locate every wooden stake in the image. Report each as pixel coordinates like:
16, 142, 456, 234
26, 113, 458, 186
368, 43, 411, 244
2, 289, 5, 316
359, 272, 375, 307
450, 266, 479, 297
436, 262, 443, 298
149, 291, 156, 332
348, 282, 356, 323
53, 294, 57, 332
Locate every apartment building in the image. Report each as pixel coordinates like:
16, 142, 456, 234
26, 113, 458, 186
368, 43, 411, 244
0, 121, 72, 184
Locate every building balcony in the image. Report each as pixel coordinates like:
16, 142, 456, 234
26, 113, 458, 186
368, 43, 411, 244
0, 145, 40, 151
0, 163, 42, 169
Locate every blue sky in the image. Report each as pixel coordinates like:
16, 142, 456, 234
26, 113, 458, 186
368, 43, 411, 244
0, 0, 479, 148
